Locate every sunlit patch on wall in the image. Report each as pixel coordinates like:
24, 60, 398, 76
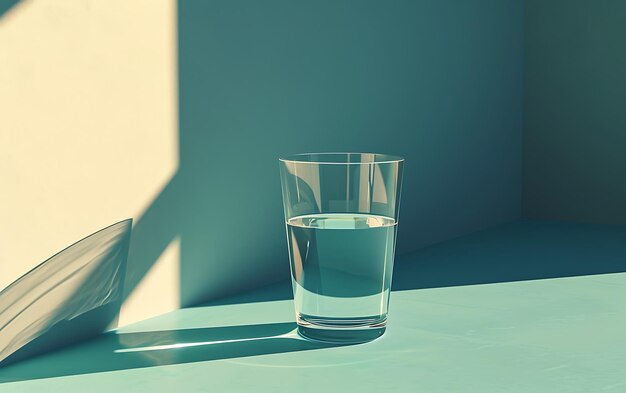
120, 236, 180, 326
0, 0, 179, 323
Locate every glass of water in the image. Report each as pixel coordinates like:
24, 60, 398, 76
279, 153, 404, 343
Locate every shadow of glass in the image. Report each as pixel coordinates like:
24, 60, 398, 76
0, 322, 345, 383
0, 220, 132, 366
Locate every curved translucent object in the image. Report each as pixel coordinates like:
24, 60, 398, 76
0, 219, 132, 365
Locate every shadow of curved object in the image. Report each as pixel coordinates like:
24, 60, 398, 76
0, 322, 346, 383
0, 219, 132, 366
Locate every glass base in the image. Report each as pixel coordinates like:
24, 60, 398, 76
296, 315, 387, 344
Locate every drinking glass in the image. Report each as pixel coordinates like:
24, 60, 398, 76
279, 153, 404, 343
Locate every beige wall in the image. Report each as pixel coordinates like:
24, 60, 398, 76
0, 0, 179, 326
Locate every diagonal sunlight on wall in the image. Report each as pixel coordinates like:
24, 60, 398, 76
0, 0, 179, 325
120, 236, 180, 326
0, 0, 21, 22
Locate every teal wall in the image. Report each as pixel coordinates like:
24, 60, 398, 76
523, 0, 626, 224
128, 0, 524, 307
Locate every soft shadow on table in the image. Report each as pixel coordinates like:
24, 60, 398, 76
0, 322, 344, 383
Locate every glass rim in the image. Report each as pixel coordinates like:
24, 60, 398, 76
279, 152, 404, 165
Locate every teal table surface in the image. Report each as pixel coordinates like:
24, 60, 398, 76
1, 220, 625, 392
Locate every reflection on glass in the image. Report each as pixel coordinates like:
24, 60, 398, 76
0, 219, 132, 365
